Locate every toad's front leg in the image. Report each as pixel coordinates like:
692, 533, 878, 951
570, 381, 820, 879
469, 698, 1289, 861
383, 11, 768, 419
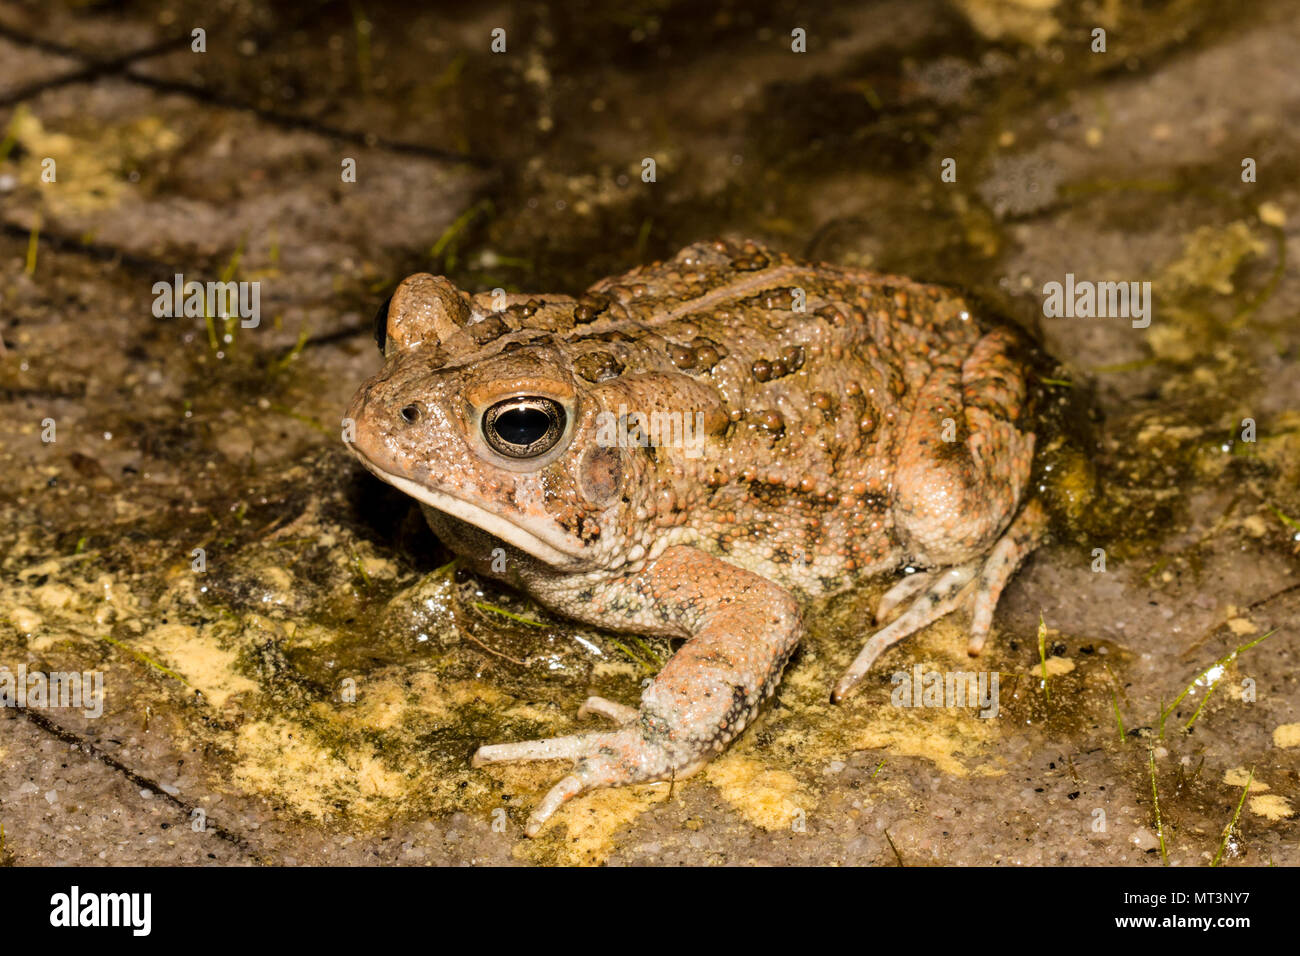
471, 546, 803, 836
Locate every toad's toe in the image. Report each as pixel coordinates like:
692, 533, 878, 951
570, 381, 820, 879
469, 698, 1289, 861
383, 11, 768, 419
833, 499, 1048, 702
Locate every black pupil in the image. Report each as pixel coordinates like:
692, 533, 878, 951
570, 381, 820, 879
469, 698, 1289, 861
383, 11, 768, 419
495, 407, 551, 446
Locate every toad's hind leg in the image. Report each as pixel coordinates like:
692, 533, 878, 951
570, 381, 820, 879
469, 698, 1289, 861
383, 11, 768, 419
966, 498, 1047, 655
892, 325, 1036, 567
830, 325, 1039, 700
832, 498, 1046, 702
471, 546, 802, 836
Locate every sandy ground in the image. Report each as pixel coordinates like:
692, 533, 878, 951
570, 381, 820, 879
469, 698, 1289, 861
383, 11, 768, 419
1, 0, 1298, 866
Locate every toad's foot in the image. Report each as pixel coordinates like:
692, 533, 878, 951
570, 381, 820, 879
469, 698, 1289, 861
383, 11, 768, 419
471, 545, 802, 836
832, 499, 1047, 703
473, 713, 708, 837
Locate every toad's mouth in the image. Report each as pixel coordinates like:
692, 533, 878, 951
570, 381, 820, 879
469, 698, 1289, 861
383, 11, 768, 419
349, 445, 588, 570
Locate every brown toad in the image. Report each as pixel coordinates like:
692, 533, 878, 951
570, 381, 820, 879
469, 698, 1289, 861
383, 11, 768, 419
346, 239, 1063, 835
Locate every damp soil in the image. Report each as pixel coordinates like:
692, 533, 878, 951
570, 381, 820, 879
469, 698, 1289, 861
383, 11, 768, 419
1, 0, 1299, 866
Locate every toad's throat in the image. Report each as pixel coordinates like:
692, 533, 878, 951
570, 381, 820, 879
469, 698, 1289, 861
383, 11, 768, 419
349, 446, 587, 569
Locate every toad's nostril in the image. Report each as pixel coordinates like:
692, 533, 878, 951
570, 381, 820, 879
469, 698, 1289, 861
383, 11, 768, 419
400, 404, 421, 424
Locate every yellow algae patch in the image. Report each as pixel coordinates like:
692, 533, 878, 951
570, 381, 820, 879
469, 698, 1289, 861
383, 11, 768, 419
7, 606, 41, 635
352, 681, 411, 731
1223, 767, 1269, 792
357, 553, 397, 582
1258, 202, 1287, 228
705, 754, 812, 831
1272, 723, 1300, 748
847, 690, 1001, 777
32, 583, 77, 611
1239, 514, 1270, 538
6, 108, 180, 213
1032, 656, 1075, 677
345, 673, 492, 731
1135, 423, 1203, 447
852, 720, 996, 776
139, 623, 256, 708
443, 676, 511, 709
590, 660, 640, 680
910, 615, 978, 660
826, 621, 1006, 777
278, 621, 334, 649
261, 566, 294, 593
951, 0, 1060, 45
405, 674, 519, 725
1160, 221, 1268, 297
1248, 795, 1294, 821
519, 784, 668, 866
18, 556, 80, 581
775, 611, 1008, 781
230, 717, 408, 820
406, 671, 454, 713
1226, 617, 1258, 637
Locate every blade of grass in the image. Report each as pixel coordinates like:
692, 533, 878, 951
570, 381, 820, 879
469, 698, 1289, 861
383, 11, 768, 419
1211, 766, 1253, 866
1159, 629, 1277, 738
351, 550, 371, 588
634, 217, 653, 260
1037, 612, 1051, 703
1090, 357, 1160, 374
268, 327, 310, 376
430, 198, 492, 266
856, 81, 883, 110
25, 215, 39, 275
603, 636, 656, 674
1184, 678, 1221, 731
267, 403, 333, 438
268, 537, 316, 549
629, 634, 664, 667
1267, 502, 1300, 535
1148, 746, 1168, 865
204, 309, 220, 351
1143, 554, 1170, 584
1101, 661, 1126, 745
218, 239, 245, 347
100, 635, 190, 685
473, 601, 545, 628
883, 828, 905, 866
1110, 690, 1127, 745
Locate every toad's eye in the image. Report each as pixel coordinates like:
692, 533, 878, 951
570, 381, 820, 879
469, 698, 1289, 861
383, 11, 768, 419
373, 295, 393, 354
482, 397, 566, 459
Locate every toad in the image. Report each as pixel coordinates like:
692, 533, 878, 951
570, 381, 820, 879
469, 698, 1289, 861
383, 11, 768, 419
346, 239, 1064, 835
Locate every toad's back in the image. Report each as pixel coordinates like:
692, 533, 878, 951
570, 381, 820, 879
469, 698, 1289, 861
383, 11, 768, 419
517, 238, 1036, 598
